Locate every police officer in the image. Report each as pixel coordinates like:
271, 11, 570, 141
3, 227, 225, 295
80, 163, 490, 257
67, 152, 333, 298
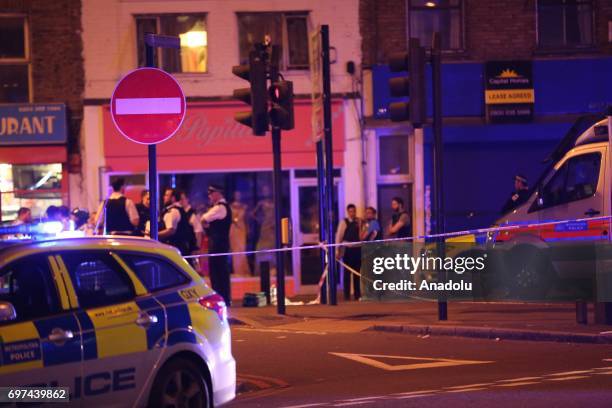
158, 188, 194, 257
388, 197, 411, 239
135, 189, 150, 236
335, 204, 362, 301
97, 178, 139, 235
201, 184, 232, 305
501, 174, 529, 214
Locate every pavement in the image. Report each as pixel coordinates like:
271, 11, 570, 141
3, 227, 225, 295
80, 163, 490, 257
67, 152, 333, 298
229, 298, 612, 344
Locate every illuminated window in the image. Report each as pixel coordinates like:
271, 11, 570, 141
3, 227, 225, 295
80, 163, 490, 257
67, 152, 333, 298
136, 14, 208, 73
408, 0, 463, 50
0, 15, 29, 102
237, 12, 309, 70
537, 0, 594, 48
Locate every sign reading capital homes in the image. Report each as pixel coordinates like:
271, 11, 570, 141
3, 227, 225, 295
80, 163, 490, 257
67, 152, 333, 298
0, 103, 67, 145
485, 61, 534, 123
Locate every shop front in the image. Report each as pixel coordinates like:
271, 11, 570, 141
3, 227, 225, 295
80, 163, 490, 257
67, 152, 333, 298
101, 99, 347, 296
0, 104, 68, 222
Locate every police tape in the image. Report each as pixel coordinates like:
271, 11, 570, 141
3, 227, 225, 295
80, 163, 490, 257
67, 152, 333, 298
183, 214, 612, 260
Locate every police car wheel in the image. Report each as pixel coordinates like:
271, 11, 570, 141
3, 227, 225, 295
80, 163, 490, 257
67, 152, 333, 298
150, 358, 211, 408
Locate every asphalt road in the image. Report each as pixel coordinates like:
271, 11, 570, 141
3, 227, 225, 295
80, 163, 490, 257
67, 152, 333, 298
228, 325, 612, 407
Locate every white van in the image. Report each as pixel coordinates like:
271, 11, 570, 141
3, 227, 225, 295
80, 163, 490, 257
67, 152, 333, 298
487, 115, 611, 297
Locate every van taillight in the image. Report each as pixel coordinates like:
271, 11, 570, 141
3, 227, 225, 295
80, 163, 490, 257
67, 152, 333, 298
199, 293, 227, 322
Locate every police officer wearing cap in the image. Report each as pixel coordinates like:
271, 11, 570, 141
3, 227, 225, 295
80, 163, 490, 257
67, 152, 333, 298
501, 174, 530, 214
201, 184, 233, 305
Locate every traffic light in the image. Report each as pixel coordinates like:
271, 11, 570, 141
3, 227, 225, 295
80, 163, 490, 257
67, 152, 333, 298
387, 38, 426, 125
269, 80, 295, 130
232, 50, 269, 136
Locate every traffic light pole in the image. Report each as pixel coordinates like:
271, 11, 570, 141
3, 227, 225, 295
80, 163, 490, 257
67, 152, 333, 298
269, 46, 286, 315
321, 25, 337, 305
317, 140, 328, 304
431, 32, 447, 321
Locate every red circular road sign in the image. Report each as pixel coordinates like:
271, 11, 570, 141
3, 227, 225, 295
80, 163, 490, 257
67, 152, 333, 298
110, 67, 186, 145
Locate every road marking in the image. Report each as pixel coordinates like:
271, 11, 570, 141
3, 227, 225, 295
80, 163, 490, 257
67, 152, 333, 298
446, 383, 494, 389
546, 370, 592, 376
546, 375, 589, 382
333, 402, 373, 406
394, 393, 438, 399
496, 377, 541, 383
236, 327, 327, 335
445, 387, 488, 393
495, 381, 540, 387
393, 389, 439, 397
280, 404, 327, 408
329, 352, 493, 371
115, 97, 182, 115
338, 396, 385, 402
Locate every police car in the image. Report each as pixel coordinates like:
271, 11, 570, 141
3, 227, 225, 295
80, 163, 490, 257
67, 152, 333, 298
0, 235, 236, 407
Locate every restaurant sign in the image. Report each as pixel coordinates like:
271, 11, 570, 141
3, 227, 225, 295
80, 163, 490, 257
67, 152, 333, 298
485, 61, 534, 123
0, 103, 67, 145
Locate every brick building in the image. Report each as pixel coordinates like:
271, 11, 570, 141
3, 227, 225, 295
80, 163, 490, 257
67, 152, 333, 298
80, 0, 362, 296
359, 0, 612, 235
0, 0, 84, 221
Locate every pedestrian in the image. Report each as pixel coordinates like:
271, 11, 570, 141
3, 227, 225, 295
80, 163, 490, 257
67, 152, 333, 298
201, 184, 232, 305
96, 177, 139, 235
135, 189, 150, 236
501, 174, 530, 214
360, 206, 382, 242
335, 204, 362, 301
387, 197, 411, 239
156, 188, 192, 257
179, 190, 203, 263
12, 207, 32, 226
45, 205, 60, 221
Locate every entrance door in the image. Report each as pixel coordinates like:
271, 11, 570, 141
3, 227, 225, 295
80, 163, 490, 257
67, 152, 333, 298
290, 176, 342, 294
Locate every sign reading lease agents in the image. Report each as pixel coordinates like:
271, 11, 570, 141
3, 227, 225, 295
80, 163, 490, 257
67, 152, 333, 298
485, 61, 534, 123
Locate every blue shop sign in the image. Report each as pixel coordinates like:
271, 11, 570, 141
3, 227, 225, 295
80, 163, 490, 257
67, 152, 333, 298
0, 103, 67, 145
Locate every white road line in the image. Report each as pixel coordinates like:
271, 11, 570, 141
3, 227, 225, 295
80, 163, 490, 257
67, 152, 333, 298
337, 396, 385, 403
280, 404, 328, 408
446, 383, 494, 389
495, 381, 541, 387
546, 375, 590, 382
547, 370, 592, 376
444, 387, 488, 393
496, 377, 542, 383
333, 401, 374, 406
394, 393, 438, 400
115, 97, 181, 115
393, 390, 440, 396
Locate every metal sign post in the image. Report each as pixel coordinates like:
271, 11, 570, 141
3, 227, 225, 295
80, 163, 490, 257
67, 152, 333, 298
431, 32, 447, 321
321, 25, 337, 305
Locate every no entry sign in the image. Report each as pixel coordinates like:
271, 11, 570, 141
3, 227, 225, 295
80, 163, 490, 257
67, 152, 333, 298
110, 67, 186, 144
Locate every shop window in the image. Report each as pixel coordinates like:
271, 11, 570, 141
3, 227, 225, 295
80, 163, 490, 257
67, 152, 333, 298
537, 0, 594, 49
136, 14, 208, 73
237, 12, 309, 70
0, 15, 29, 102
408, 0, 463, 51
0, 163, 63, 221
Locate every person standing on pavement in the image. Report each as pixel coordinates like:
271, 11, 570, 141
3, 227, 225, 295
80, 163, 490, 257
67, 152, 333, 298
501, 174, 530, 214
12, 207, 32, 226
335, 204, 362, 301
179, 190, 203, 264
201, 184, 233, 306
135, 189, 150, 236
360, 206, 382, 242
156, 188, 193, 257
387, 197, 411, 239
96, 178, 139, 235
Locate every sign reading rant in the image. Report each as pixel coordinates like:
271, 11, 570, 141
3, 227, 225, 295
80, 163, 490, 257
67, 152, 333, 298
485, 61, 534, 123
0, 104, 67, 145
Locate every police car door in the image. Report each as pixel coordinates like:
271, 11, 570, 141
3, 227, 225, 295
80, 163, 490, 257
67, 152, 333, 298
534, 147, 607, 277
56, 250, 156, 406
0, 254, 82, 403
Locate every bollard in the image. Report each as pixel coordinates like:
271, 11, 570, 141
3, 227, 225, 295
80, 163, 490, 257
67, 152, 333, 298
575, 300, 588, 325
260, 261, 271, 305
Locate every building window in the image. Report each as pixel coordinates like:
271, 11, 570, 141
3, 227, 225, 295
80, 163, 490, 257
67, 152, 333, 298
136, 14, 208, 73
537, 0, 594, 49
0, 15, 29, 103
408, 0, 463, 50
237, 12, 309, 70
